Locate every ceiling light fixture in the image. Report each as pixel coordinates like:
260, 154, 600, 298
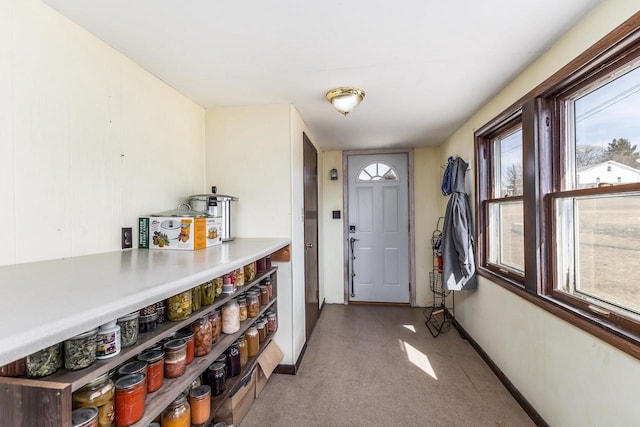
326, 87, 366, 116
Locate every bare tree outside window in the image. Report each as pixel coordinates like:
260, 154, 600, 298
502, 163, 523, 197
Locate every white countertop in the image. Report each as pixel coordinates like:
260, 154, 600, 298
0, 237, 289, 366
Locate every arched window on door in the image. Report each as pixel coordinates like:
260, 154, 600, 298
357, 161, 399, 182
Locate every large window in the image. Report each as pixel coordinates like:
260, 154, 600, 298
475, 15, 640, 357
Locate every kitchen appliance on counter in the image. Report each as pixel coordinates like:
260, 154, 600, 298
189, 187, 238, 242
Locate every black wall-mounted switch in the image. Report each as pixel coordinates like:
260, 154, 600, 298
332, 210, 341, 219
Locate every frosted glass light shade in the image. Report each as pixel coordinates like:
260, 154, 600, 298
326, 87, 366, 116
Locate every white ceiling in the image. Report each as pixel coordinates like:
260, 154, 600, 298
42, 0, 601, 151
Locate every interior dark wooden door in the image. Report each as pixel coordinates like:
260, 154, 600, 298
303, 132, 319, 339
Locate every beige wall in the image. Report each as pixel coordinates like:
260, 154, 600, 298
0, 0, 205, 267
440, 1, 640, 425
321, 151, 345, 303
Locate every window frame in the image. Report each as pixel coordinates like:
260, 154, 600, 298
474, 12, 640, 360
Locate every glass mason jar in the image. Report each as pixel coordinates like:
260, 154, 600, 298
221, 300, 240, 334
256, 257, 267, 273
161, 393, 190, 427
263, 277, 273, 299
237, 335, 248, 367
188, 385, 211, 425
212, 277, 223, 297
114, 373, 146, 427
167, 290, 192, 321
137, 349, 164, 393
64, 328, 98, 371
72, 406, 99, 427
245, 327, 259, 358
117, 360, 147, 378
256, 320, 267, 343
237, 297, 248, 321
26, 342, 62, 378
267, 311, 278, 333
226, 342, 241, 378
247, 292, 260, 318
209, 309, 221, 344
259, 285, 269, 306
192, 316, 212, 357
244, 261, 256, 282
163, 339, 187, 379
235, 267, 245, 287
174, 329, 195, 365
191, 286, 202, 312
73, 371, 115, 427
206, 362, 226, 396
200, 280, 215, 306
116, 312, 139, 349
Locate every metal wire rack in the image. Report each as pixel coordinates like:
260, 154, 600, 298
424, 217, 455, 337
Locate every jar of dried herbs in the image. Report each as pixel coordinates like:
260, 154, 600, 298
64, 328, 99, 371
26, 342, 62, 378
167, 290, 192, 321
116, 312, 139, 348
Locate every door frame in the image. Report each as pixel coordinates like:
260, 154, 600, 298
342, 148, 416, 306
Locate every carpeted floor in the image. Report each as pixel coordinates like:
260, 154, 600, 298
240, 304, 535, 426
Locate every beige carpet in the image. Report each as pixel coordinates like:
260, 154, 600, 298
241, 304, 535, 427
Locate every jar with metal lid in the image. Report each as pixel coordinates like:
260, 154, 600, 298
212, 277, 223, 296
174, 329, 195, 365
64, 328, 98, 371
267, 312, 277, 333
215, 354, 227, 376
201, 280, 215, 306
259, 286, 269, 306
237, 297, 248, 321
226, 342, 241, 378
72, 406, 99, 427
138, 312, 159, 333
191, 285, 201, 312
137, 349, 164, 393
192, 316, 212, 357
245, 327, 259, 357
116, 312, 139, 348
189, 385, 211, 425
263, 277, 273, 299
156, 300, 166, 324
161, 392, 190, 427
256, 320, 267, 343
256, 257, 267, 273
114, 373, 146, 427
96, 321, 121, 360
265, 254, 272, 269
244, 261, 256, 282
209, 309, 221, 344
117, 360, 147, 379
235, 267, 245, 287
163, 339, 187, 379
206, 362, 226, 396
222, 273, 234, 294
237, 335, 248, 367
167, 290, 192, 321
247, 292, 260, 318
221, 300, 240, 334
26, 342, 62, 378
0, 358, 26, 377
72, 371, 115, 427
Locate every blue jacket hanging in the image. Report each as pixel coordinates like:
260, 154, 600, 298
442, 157, 477, 291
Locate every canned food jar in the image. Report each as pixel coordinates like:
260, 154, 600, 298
263, 277, 273, 299
265, 254, 272, 269
256, 320, 267, 343
191, 285, 201, 312
138, 312, 159, 333
26, 342, 62, 378
245, 327, 259, 357
247, 293, 260, 318
256, 257, 267, 273
117, 360, 147, 378
259, 286, 269, 306
137, 349, 164, 393
156, 300, 166, 324
212, 277, 223, 296
237, 297, 248, 321
222, 273, 234, 294
163, 339, 187, 379
0, 358, 26, 377
139, 303, 157, 316
64, 328, 98, 371
189, 385, 211, 425
267, 312, 278, 333
244, 261, 256, 282
206, 362, 226, 396
72, 406, 99, 427
114, 373, 146, 427
72, 371, 115, 427
235, 267, 245, 287
116, 312, 139, 348
226, 342, 241, 378
174, 329, 195, 365
221, 300, 240, 334
209, 309, 221, 344
215, 354, 227, 376
192, 316, 212, 357
201, 280, 215, 306
237, 335, 248, 367
96, 321, 121, 360
161, 392, 190, 427
167, 290, 192, 321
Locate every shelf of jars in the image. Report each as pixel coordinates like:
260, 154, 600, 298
36, 266, 277, 393
132, 298, 277, 427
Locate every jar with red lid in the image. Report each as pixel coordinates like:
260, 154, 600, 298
163, 339, 187, 379
114, 373, 146, 427
192, 316, 212, 357
137, 349, 164, 393
160, 392, 190, 427
174, 329, 195, 365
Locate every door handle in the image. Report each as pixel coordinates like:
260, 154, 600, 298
305, 243, 313, 249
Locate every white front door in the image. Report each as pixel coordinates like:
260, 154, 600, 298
347, 153, 410, 303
